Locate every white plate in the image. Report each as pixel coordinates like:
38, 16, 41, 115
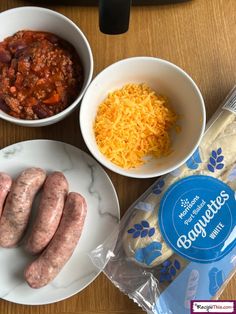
0, 140, 120, 305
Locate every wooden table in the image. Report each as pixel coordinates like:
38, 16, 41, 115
0, 0, 235, 313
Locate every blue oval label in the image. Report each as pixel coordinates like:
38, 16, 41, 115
158, 175, 236, 263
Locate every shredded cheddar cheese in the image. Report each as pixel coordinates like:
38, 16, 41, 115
94, 83, 178, 169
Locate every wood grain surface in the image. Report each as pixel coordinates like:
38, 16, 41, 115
0, 0, 235, 313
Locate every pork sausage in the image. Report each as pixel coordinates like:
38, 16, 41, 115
25, 171, 69, 254
0, 172, 12, 217
24, 192, 87, 288
0, 167, 46, 247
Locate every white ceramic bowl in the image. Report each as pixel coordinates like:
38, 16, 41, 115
0, 7, 93, 127
80, 57, 206, 178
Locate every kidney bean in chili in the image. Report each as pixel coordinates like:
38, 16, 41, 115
0, 30, 84, 120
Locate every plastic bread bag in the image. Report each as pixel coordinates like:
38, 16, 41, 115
90, 86, 236, 314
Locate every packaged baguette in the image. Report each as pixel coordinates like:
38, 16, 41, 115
91, 86, 236, 314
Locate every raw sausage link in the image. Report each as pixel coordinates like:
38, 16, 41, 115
0, 172, 12, 217
25, 172, 69, 254
0, 167, 46, 247
24, 192, 87, 288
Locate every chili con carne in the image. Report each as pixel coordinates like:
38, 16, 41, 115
0, 30, 84, 120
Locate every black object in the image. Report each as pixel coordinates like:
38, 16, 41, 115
99, 0, 191, 34
33, 0, 192, 34
33, 0, 191, 5
99, 0, 131, 35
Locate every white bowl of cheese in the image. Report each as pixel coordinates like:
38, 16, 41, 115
79, 57, 205, 178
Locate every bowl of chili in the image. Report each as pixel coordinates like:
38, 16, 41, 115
0, 7, 93, 126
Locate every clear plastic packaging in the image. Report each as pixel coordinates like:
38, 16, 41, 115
90, 86, 236, 314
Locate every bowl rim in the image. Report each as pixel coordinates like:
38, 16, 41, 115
80, 56, 206, 178
0, 6, 94, 125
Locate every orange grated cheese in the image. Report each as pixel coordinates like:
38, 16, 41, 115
94, 83, 178, 169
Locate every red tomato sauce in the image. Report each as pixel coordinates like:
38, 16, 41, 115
0, 30, 83, 119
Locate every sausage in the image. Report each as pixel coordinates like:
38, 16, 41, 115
0, 167, 46, 248
0, 172, 12, 217
25, 172, 69, 254
24, 192, 87, 288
